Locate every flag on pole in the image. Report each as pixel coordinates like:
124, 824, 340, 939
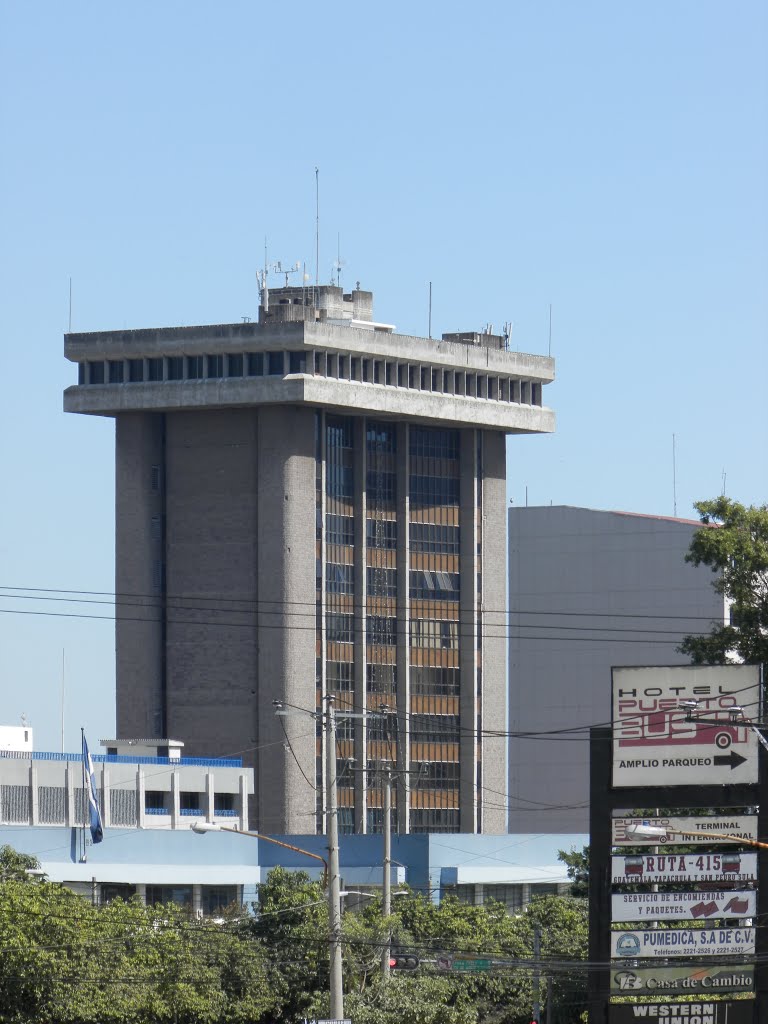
82, 732, 103, 844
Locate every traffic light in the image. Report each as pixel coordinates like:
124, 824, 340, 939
389, 953, 420, 971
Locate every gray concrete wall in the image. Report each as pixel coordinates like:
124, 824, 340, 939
479, 431, 508, 834
507, 506, 726, 833
254, 406, 316, 833
115, 414, 165, 738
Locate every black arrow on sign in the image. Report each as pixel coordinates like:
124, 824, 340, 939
714, 750, 748, 770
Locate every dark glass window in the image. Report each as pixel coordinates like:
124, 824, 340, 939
409, 522, 460, 555
207, 354, 224, 378
366, 664, 396, 695
267, 351, 284, 375
366, 471, 396, 503
409, 619, 458, 650
326, 514, 354, 546
327, 465, 354, 499
108, 360, 124, 383
227, 353, 244, 377
410, 761, 460, 788
327, 661, 354, 692
288, 351, 306, 373
201, 886, 238, 916
214, 792, 235, 812
78, 363, 86, 384
366, 423, 396, 453
410, 715, 460, 744
366, 519, 397, 549
409, 475, 459, 507
327, 418, 353, 448
144, 791, 167, 811
187, 355, 204, 379
167, 357, 183, 380
147, 358, 163, 381
366, 566, 397, 598
367, 616, 397, 646
247, 353, 263, 376
409, 570, 460, 601
145, 886, 192, 907
410, 667, 460, 696
410, 808, 460, 834
326, 613, 354, 643
89, 361, 105, 384
180, 792, 202, 812
326, 563, 354, 595
128, 359, 144, 382
409, 427, 459, 461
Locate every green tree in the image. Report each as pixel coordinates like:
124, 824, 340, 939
679, 497, 768, 665
0, 844, 43, 882
557, 846, 589, 897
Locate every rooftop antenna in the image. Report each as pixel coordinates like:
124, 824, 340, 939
503, 322, 513, 350
332, 233, 345, 288
274, 260, 301, 287
256, 238, 269, 313
314, 167, 320, 296
428, 282, 432, 339
548, 303, 552, 357
68, 277, 72, 332
721, 469, 727, 495
672, 433, 677, 517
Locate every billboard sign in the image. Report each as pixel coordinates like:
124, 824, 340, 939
609, 1003, 754, 1024
611, 889, 756, 922
610, 964, 754, 994
612, 815, 758, 846
612, 852, 757, 884
611, 926, 755, 959
611, 665, 760, 787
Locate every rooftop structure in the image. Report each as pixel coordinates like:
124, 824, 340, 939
64, 283, 555, 835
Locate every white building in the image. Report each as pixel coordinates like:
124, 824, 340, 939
508, 505, 726, 833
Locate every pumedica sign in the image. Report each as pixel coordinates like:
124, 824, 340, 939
612, 664, 760, 787
611, 926, 755, 959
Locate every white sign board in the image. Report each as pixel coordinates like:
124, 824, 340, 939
611, 889, 756, 922
612, 665, 760, 787
611, 852, 757, 884
612, 815, 759, 846
611, 926, 755, 959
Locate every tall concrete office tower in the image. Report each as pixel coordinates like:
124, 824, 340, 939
65, 284, 555, 834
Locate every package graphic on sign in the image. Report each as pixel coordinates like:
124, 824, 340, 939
611, 889, 756, 922
611, 665, 760, 788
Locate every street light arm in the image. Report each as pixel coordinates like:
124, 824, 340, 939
626, 823, 768, 851
193, 823, 329, 885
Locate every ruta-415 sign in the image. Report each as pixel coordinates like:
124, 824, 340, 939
611, 852, 757, 884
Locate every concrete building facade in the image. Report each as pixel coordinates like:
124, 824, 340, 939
507, 505, 726, 834
64, 284, 555, 835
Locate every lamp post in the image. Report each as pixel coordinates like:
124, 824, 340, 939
626, 822, 768, 850
191, 822, 329, 884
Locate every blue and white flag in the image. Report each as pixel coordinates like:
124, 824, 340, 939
82, 733, 103, 844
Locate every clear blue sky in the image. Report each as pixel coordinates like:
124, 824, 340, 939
1, 1, 766, 753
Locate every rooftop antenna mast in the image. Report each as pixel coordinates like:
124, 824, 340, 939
672, 433, 677, 517
314, 167, 320, 304
332, 233, 345, 288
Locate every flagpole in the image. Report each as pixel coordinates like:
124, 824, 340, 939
80, 727, 87, 862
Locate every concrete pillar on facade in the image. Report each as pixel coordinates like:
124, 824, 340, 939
353, 416, 367, 832
137, 766, 146, 829
205, 772, 215, 823
171, 770, 180, 829
135, 883, 147, 905
238, 773, 249, 831
395, 420, 410, 833
65, 762, 75, 827
29, 764, 37, 826
101, 765, 110, 828
458, 429, 478, 833
192, 884, 203, 918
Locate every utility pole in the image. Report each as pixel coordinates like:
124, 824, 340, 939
381, 765, 392, 976
325, 695, 344, 1020
532, 926, 541, 1024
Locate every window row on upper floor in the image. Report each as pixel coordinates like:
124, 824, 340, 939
76, 349, 544, 406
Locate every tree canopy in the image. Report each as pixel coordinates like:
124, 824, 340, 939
0, 851, 588, 1024
679, 497, 768, 665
